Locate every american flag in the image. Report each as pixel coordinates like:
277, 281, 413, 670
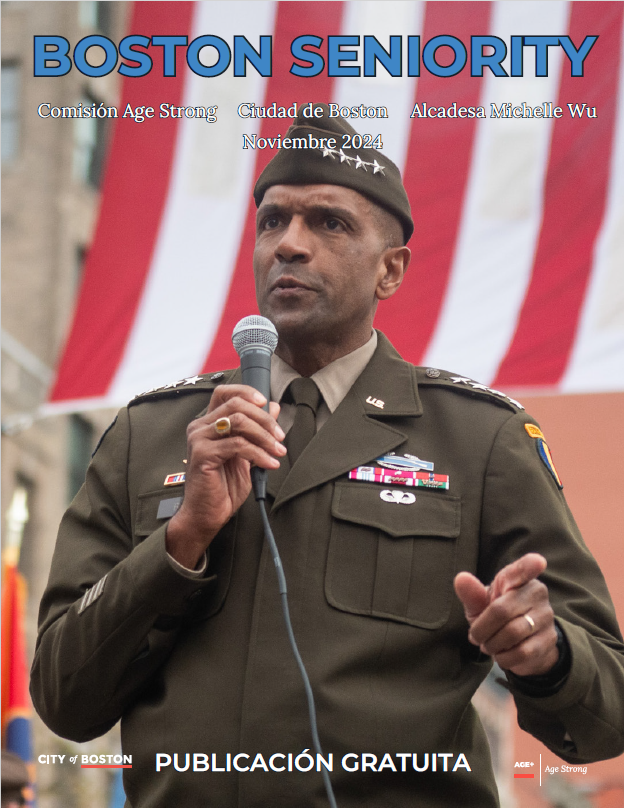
46, 1, 624, 412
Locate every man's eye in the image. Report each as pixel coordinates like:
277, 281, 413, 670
325, 218, 342, 231
263, 216, 280, 230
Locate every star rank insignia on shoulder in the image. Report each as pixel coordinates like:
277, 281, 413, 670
416, 368, 525, 412
129, 370, 234, 407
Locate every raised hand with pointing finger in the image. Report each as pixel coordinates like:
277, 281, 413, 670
454, 553, 561, 677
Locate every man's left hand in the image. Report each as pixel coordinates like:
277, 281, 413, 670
454, 553, 559, 677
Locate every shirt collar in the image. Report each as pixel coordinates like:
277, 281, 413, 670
271, 331, 378, 412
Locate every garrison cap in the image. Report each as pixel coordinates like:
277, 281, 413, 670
253, 103, 414, 243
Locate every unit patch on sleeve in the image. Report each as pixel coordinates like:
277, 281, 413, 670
524, 423, 563, 489
536, 438, 563, 489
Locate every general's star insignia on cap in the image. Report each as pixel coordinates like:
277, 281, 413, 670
371, 159, 385, 175
320, 147, 384, 175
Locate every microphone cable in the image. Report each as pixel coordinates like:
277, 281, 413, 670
252, 468, 339, 808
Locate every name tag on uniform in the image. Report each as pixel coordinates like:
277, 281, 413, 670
157, 496, 183, 519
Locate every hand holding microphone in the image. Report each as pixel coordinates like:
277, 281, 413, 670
166, 316, 284, 568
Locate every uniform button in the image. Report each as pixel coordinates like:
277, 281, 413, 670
185, 590, 206, 612
426, 368, 441, 378
210, 372, 224, 381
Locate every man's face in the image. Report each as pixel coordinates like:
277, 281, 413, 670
253, 184, 401, 355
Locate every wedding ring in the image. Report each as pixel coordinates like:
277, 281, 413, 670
214, 416, 232, 437
523, 613, 536, 634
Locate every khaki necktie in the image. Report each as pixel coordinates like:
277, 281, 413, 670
284, 377, 322, 464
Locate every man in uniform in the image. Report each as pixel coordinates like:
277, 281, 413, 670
32, 107, 624, 807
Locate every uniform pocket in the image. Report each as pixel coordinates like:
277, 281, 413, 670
134, 488, 236, 622
135, 489, 183, 540
326, 481, 460, 629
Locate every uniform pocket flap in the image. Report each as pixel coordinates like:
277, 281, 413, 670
135, 489, 183, 538
331, 481, 460, 539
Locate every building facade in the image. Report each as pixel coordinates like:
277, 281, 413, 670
2, 4, 128, 806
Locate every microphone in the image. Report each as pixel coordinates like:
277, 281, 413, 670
232, 315, 279, 499
232, 315, 338, 808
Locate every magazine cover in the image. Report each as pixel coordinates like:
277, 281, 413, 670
2, 2, 624, 806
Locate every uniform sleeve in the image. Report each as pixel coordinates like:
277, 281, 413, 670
30, 406, 217, 742
478, 411, 624, 762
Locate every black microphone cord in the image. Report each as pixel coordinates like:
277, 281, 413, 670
253, 473, 338, 808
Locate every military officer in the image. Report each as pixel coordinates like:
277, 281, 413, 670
32, 106, 624, 807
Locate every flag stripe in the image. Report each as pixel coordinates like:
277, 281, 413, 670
109, 1, 275, 399
43, 1, 624, 410
375, 2, 492, 363
1, 563, 32, 762
422, 1, 569, 383
562, 10, 624, 392
48, 2, 193, 401
201, 2, 345, 372
494, 1, 624, 387
332, 1, 423, 172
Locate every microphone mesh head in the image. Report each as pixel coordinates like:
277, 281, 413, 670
232, 315, 278, 356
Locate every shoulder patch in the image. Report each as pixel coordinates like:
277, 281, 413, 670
525, 423, 544, 439
128, 370, 236, 407
523, 422, 563, 488
536, 438, 563, 489
416, 368, 524, 412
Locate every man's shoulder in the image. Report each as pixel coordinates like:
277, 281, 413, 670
369, 333, 525, 416
92, 370, 238, 457
413, 366, 525, 414
127, 369, 237, 409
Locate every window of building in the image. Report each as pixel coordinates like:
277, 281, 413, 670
74, 244, 88, 296
1, 62, 20, 163
8, 476, 36, 580
79, 1, 113, 37
73, 94, 108, 187
68, 414, 94, 501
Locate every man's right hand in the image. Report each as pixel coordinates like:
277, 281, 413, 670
165, 384, 286, 569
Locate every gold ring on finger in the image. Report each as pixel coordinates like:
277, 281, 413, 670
523, 613, 536, 634
214, 416, 232, 437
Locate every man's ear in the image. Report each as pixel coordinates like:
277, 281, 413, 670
376, 246, 411, 301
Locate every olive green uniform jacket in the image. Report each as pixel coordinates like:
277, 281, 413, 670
31, 334, 624, 808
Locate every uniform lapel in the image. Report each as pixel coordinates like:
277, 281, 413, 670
268, 333, 423, 510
